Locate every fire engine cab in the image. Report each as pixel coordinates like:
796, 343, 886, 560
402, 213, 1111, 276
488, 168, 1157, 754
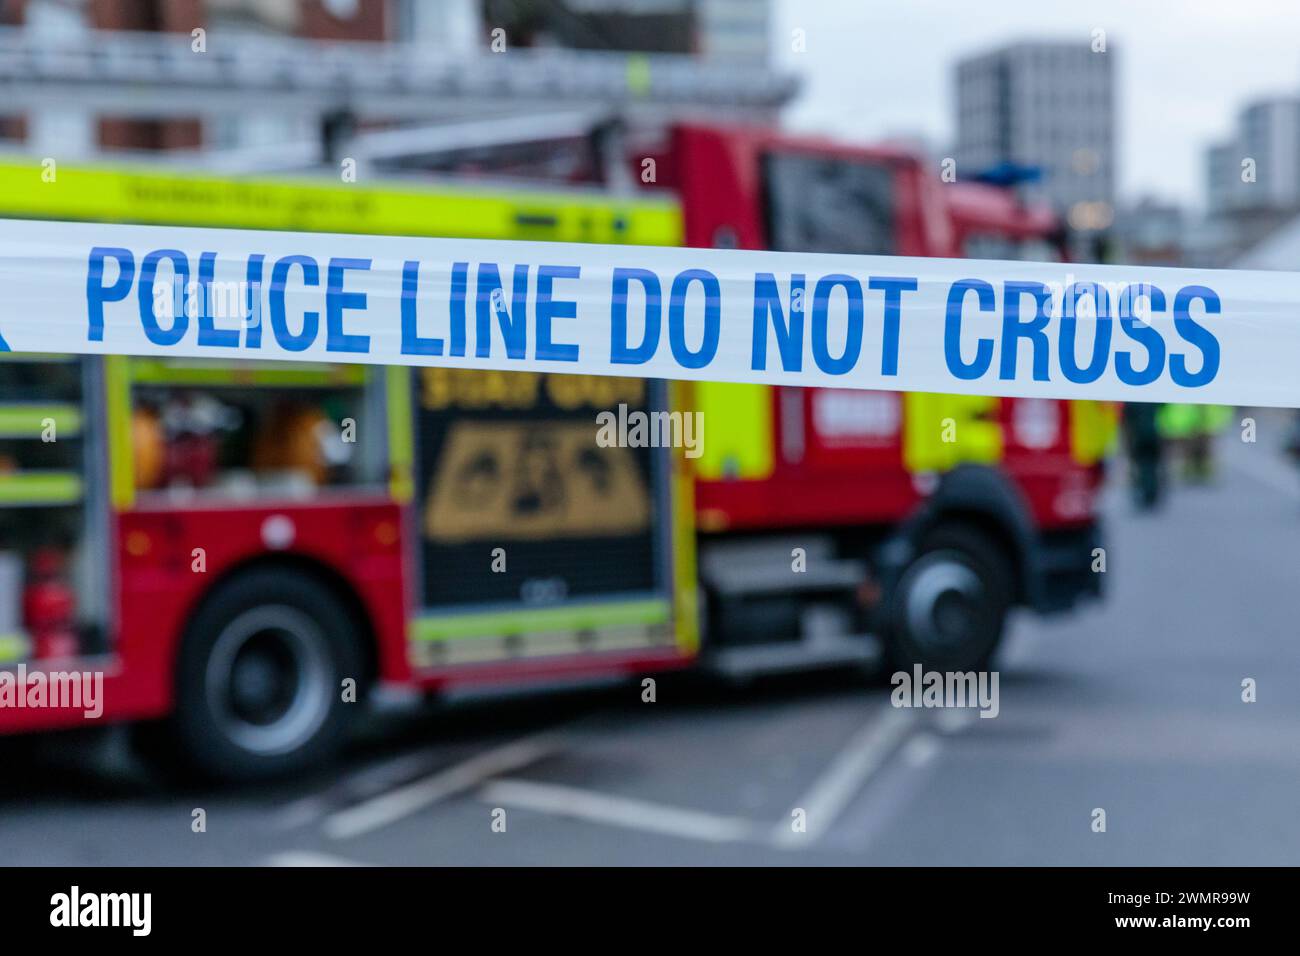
663, 126, 1109, 674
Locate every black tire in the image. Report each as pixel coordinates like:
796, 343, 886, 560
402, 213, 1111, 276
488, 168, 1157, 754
883, 524, 1013, 673
162, 568, 362, 782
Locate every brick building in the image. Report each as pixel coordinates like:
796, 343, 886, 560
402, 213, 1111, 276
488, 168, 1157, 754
1, 0, 389, 154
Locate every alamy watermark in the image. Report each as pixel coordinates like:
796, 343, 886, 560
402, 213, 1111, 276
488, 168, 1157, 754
596, 403, 704, 459
50, 886, 150, 936
1038, 275, 1158, 322
890, 664, 999, 719
152, 276, 262, 325
0, 665, 103, 719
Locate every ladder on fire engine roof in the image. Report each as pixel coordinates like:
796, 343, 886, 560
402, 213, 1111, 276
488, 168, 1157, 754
120, 109, 638, 177
0, 26, 797, 123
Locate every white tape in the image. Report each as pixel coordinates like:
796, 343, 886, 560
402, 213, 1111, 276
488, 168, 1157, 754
0, 217, 1289, 405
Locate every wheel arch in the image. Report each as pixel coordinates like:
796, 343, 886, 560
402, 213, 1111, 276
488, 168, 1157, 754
175, 552, 380, 696
888, 464, 1040, 606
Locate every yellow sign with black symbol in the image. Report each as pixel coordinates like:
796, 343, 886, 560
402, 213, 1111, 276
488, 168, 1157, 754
413, 370, 663, 609
423, 421, 649, 543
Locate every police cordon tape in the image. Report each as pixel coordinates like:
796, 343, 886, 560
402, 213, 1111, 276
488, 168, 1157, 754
0, 217, 1287, 405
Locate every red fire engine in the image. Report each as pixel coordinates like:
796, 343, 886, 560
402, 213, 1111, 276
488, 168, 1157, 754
0, 125, 1112, 779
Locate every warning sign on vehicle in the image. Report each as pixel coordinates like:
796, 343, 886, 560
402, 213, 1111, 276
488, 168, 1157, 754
422, 421, 649, 543
413, 371, 665, 610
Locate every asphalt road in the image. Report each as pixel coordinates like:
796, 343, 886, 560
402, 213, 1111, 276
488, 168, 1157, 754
4, 410, 1300, 866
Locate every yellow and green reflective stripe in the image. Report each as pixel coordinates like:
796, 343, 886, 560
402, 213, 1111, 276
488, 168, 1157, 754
105, 355, 134, 510
670, 381, 700, 654
903, 392, 1003, 472
412, 599, 670, 642
0, 633, 28, 663
1069, 400, 1118, 465
127, 357, 368, 388
0, 471, 83, 505
0, 161, 683, 247
0, 352, 77, 364
0, 403, 83, 438
693, 381, 774, 480
385, 366, 414, 503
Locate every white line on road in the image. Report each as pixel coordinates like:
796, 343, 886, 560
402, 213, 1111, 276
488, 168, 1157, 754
263, 851, 370, 867
772, 706, 916, 848
273, 750, 447, 831
901, 731, 941, 768
271, 796, 334, 831
323, 736, 558, 840
933, 705, 977, 735
480, 778, 760, 843
1000, 622, 1045, 672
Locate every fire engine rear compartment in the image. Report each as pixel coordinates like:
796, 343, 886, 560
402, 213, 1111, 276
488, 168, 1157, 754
404, 369, 684, 670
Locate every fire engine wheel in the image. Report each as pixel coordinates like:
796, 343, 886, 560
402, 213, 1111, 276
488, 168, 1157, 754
884, 525, 1013, 673
168, 569, 361, 781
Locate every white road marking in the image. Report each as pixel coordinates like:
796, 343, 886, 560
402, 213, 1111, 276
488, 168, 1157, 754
480, 778, 759, 843
274, 749, 451, 831
902, 731, 941, 768
341, 750, 452, 797
772, 706, 916, 848
933, 706, 977, 734
263, 851, 369, 867
323, 736, 558, 840
279, 725, 586, 833
272, 796, 333, 831
999, 610, 1047, 671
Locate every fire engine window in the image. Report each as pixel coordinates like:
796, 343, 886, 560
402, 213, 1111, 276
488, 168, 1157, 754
963, 233, 1062, 262
128, 360, 384, 501
762, 151, 896, 255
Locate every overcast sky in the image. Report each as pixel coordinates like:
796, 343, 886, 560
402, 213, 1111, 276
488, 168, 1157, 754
773, 0, 1300, 209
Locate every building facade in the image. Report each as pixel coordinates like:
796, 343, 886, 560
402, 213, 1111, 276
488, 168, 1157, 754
1206, 97, 1300, 215
3, 0, 772, 159
954, 40, 1115, 231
